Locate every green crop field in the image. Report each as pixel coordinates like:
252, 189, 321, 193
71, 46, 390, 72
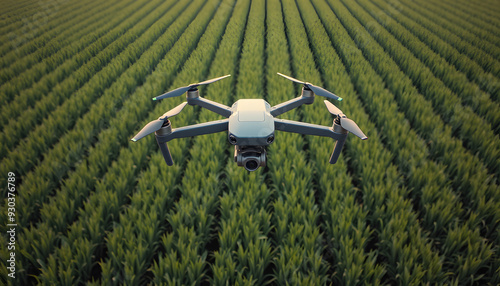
0, 0, 499, 284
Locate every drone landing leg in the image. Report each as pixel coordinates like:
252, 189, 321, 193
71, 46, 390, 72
154, 119, 229, 166
330, 135, 346, 164
157, 138, 174, 166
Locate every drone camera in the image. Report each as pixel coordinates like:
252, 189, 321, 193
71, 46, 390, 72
228, 134, 238, 145
266, 135, 274, 144
234, 146, 266, 171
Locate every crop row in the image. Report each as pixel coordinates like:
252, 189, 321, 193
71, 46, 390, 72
283, 0, 443, 284
346, 0, 499, 280
266, 0, 333, 283
328, 0, 499, 281
149, 1, 250, 285
319, 0, 497, 282
342, 0, 500, 232
281, 0, 390, 282
9, 0, 192, 231
87, 1, 222, 283
22, 0, 220, 284
0, 0, 107, 79
356, 0, 496, 264
0, 0, 167, 174
395, 0, 500, 102
0, 0, 138, 131
356, 0, 499, 233
0, 0, 29, 16
12, 0, 198, 280
0, 0, 166, 158
463, 0, 500, 14
389, 0, 500, 83
209, 1, 276, 285
0, 0, 36, 21
364, 0, 500, 130
312, 0, 493, 282
435, 0, 500, 36
423, 0, 500, 48
404, 0, 500, 62
450, 0, 500, 21
0, 0, 100, 62
348, 0, 500, 176
12, 0, 203, 272
378, 0, 500, 98
0, 0, 75, 36
98, 0, 239, 284
0, 0, 125, 105
325, 0, 463, 282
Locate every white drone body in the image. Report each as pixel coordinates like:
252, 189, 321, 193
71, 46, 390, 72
229, 99, 275, 145
228, 99, 274, 171
132, 73, 367, 171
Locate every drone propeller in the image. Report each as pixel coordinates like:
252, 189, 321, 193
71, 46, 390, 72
131, 102, 188, 142
277, 72, 343, 101
324, 100, 367, 140
153, 75, 231, 101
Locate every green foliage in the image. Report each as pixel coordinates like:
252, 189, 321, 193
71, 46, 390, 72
342, 0, 500, 176
0, 0, 140, 132
386, 0, 500, 99
0, 0, 171, 161
428, 0, 500, 47
0, 0, 102, 65
369, 0, 500, 129
396, 0, 500, 64
4, 0, 190, 229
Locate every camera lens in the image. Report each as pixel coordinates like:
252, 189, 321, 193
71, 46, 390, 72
244, 159, 259, 171
267, 135, 274, 144
229, 135, 237, 144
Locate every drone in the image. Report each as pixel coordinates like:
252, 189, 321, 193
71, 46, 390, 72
131, 73, 367, 171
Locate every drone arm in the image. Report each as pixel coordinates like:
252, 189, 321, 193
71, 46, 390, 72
156, 119, 229, 143
274, 119, 345, 140
274, 119, 348, 164
188, 97, 232, 118
154, 119, 228, 166
270, 96, 314, 117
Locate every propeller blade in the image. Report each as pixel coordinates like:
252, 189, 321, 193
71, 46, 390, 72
277, 72, 305, 84
153, 86, 191, 101
132, 102, 189, 141
131, 120, 164, 142
277, 72, 343, 101
196, 74, 231, 86
324, 100, 366, 139
309, 84, 342, 101
159, 102, 188, 120
340, 118, 367, 140
324, 100, 343, 116
153, 75, 231, 101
